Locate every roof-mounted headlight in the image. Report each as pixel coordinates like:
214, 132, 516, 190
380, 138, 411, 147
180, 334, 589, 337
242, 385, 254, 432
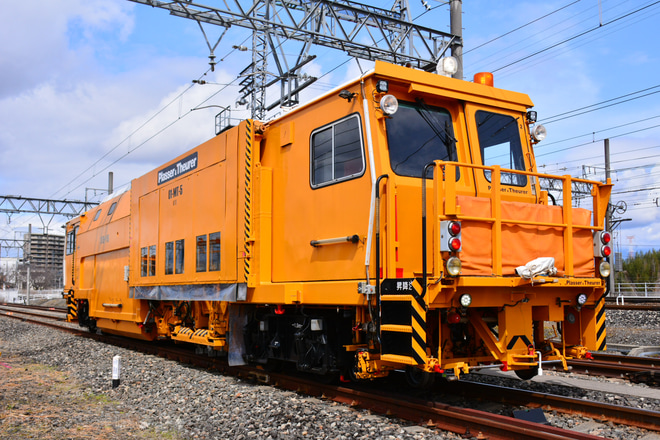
437, 56, 458, 77
380, 94, 398, 115
531, 124, 547, 142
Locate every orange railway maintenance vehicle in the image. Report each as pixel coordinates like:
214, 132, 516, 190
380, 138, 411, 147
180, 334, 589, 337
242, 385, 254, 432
64, 60, 612, 385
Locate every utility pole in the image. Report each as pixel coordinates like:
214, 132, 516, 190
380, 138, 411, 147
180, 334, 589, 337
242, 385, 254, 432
604, 139, 614, 294
26, 224, 31, 305
450, 0, 463, 79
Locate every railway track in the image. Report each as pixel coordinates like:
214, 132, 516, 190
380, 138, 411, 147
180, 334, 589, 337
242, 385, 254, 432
605, 302, 660, 311
568, 352, 660, 386
0, 303, 68, 323
443, 380, 660, 431
2, 304, 659, 439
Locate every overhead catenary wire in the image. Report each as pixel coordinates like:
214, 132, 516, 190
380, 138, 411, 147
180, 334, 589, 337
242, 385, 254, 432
535, 123, 660, 158
464, 0, 583, 55
487, 2, 660, 81
58, 0, 456, 199
49, 33, 254, 201
539, 114, 660, 148
10, 2, 660, 251
489, 1, 660, 73
540, 88, 660, 125
53, 2, 655, 202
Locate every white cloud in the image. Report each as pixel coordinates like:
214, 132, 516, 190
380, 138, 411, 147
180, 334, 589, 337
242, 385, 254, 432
0, 1, 134, 98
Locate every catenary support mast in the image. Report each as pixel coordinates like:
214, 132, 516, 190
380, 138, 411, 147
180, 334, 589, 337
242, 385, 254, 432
128, 0, 460, 119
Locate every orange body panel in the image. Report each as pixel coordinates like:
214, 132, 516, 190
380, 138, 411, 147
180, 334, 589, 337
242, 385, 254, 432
457, 196, 594, 277
63, 60, 612, 381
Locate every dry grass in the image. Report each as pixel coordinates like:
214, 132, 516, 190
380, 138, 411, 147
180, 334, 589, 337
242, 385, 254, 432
0, 355, 179, 440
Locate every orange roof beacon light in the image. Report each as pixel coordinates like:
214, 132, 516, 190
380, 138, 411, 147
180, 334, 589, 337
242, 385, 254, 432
473, 72, 494, 87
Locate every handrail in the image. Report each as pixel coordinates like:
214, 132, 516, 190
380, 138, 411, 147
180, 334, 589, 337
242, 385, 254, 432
310, 235, 360, 247
375, 174, 389, 334
432, 160, 612, 278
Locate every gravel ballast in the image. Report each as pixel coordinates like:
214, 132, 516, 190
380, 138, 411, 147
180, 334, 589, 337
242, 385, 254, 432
0, 318, 457, 440
1, 308, 659, 439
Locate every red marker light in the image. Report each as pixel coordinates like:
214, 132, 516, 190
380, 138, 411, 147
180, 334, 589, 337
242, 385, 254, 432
447, 312, 461, 324
600, 232, 611, 244
448, 221, 461, 236
440, 220, 462, 252
594, 231, 613, 258
449, 237, 461, 251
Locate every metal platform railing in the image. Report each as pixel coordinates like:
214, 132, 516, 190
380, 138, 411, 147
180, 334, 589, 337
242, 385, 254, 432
614, 283, 660, 304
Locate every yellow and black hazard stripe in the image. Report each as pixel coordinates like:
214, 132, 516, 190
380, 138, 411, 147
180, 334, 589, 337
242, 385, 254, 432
595, 297, 607, 351
243, 119, 254, 285
506, 334, 533, 350
409, 281, 427, 364
65, 290, 78, 322
379, 278, 427, 365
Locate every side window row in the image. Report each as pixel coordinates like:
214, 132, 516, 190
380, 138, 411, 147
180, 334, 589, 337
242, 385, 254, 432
165, 240, 185, 275
140, 245, 157, 277
196, 232, 221, 273
140, 232, 221, 277
91, 201, 118, 222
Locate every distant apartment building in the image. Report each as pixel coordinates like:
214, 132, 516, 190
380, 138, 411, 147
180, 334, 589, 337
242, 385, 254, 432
23, 233, 65, 288
24, 233, 64, 269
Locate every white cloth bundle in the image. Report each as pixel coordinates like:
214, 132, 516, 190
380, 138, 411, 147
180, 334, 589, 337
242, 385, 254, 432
515, 257, 557, 279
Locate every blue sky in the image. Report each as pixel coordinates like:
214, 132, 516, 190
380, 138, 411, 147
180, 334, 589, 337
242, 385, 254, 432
1, 0, 659, 260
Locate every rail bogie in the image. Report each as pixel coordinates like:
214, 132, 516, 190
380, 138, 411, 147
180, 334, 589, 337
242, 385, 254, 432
64, 61, 612, 383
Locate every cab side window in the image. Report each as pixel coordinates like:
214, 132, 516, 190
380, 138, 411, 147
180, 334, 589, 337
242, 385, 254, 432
310, 114, 365, 188
66, 227, 77, 255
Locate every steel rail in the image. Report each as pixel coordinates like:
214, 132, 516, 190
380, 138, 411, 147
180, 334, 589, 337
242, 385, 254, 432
0, 305, 68, 322
448, 380, 660, 432
605, 303, 660, 310
263, 374, 604, 440
568, 356, 660, 386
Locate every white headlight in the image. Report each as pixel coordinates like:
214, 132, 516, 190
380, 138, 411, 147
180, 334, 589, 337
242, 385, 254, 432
599, 261, 611, 278
380, 94, 399, 115
577, 293, 588, 306
438, 56, 458, 77
459, 293, 472, 308
531, 124, 547, 142
446, 256, 462, 277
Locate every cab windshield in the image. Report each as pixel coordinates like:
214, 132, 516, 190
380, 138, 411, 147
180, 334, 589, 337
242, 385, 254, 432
386, 100, 458, 178
475, 111, 527, 186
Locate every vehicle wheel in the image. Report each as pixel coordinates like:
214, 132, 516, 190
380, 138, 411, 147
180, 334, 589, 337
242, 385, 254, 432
405, 365, 435, 388
514, 368, 538, 380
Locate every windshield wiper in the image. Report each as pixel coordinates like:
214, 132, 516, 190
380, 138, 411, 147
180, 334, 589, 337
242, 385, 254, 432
414, 97, 457, 162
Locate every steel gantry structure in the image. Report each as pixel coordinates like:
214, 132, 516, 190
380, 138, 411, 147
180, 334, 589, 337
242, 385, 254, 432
128, 0, 460, 120
0, 196, 98, 219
